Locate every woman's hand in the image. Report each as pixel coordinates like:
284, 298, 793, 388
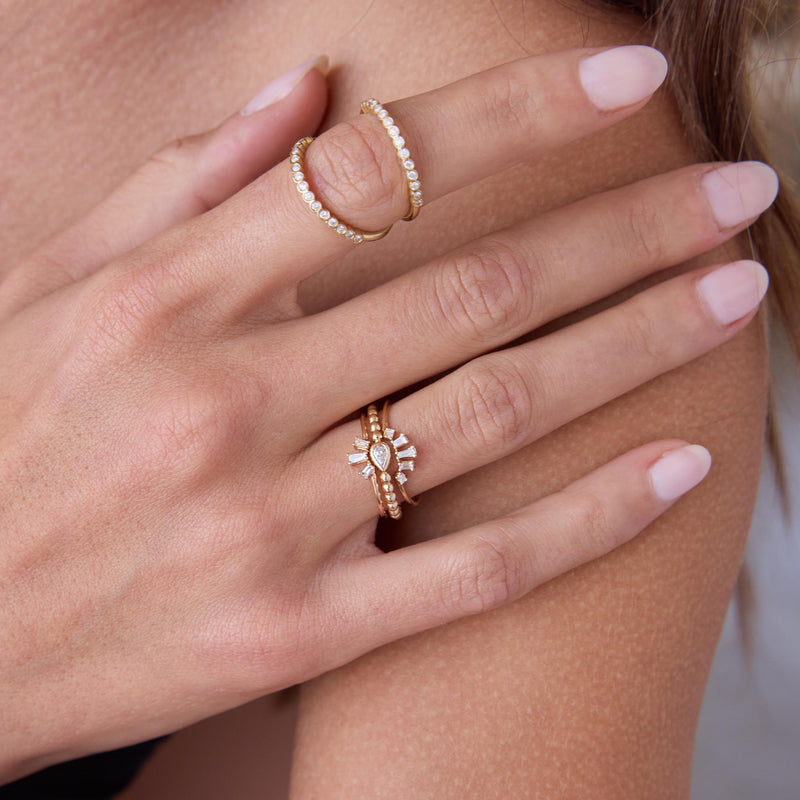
0, 46, 776, 780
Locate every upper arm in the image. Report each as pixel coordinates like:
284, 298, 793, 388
289, 15, 770, 800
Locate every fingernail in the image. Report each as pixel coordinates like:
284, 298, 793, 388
697, 260, 769, 326
649, 445, 712, 503
579, 45, 668, 112
701, 161, 779, 229
240, 55, 329, 116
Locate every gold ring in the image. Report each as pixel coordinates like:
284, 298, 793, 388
347, 402, 419, 519
360, 99, 423, 221
290, 137, 392, 244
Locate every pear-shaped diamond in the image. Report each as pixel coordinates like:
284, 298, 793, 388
370, 442, 392, 472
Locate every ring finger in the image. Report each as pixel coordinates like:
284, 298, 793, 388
302, 257, 768, 530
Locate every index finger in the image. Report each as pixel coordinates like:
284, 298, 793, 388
107, 46, 669, 318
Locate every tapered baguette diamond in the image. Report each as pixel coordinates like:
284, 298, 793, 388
354, 438, 370, 451
392, 434, 409, 448
348, 452, 368, 465
396, 446, 417, 460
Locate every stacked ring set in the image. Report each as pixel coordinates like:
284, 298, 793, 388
290, 98, 423, 519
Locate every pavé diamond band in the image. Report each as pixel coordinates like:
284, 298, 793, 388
290, 98, 422, 244
360, 98, 423, 221
290, 137, 392, 243
348, 402, 418, 519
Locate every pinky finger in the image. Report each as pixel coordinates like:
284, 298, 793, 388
319, 440, 711, 664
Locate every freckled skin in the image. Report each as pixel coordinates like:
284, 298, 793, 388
0, 0, 766, 797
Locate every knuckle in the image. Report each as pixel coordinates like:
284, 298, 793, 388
620, 300, 673, 363
146, 376, 264, 478
82, 273, 161, 353
82, 258, 202, 353
149, 388, 229, 470
311, 120, 405, 219
442, 530, 523, 616
480, 67, 540, 135
432, 239, 532, 342
561, 488, 616, 555
619, 198, 667, 265
452, 356, 533, 451
200, 592, 310, 693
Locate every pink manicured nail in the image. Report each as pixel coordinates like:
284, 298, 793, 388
240, 55, 329, 116
701, 162, 779, 228
649, 445, 712, 503
578, 46, 668, 111
697, 260, 769, 326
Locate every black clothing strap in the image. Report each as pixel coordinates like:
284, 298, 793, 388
0, 739, 166, 800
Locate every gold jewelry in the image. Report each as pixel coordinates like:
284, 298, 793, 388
348, 402, 419, 519
360, 99, 423, 221
290, 137, 392, 244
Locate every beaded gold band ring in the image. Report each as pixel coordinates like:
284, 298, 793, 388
290, 137, 392, 244
347, 402, 419, 519
360, 99, 424, 221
